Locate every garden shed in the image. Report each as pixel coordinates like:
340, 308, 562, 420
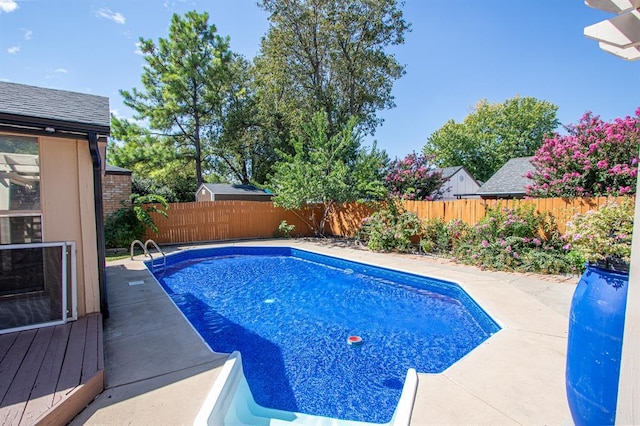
196, 183, 272, 202
434, 166, 481, 200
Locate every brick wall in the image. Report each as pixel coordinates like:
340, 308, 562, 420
102, 173, 131, 218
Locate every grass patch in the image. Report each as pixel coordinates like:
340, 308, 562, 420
106, 248, 146, 262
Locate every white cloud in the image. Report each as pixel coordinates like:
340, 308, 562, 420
54, 68, 68, 74
0, 77, 11, 82
134, 41, 143, 55
7, 45, 19, 54
94, 8, 126, 24
0, 0, 18, 13
23, 29, 32, 40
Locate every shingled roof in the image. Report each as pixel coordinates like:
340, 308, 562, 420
0, 81, 110, 135
435, 166, 464, 179
201, 183, 270, 196
105, 164, 132, 175
475, 156, 535, 198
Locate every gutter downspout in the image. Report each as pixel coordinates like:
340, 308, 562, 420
88, 132, 109, 319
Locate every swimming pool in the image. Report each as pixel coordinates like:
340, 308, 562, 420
149, 246, 500, 423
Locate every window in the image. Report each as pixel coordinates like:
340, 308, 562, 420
0, 134, 42, 244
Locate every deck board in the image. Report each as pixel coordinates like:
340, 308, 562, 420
21, 323, 71, 425
0, 327, 54, 425
81, 315, 99, 383
0, 333, 18, 362
0, 314, 104, 426
53, 318, 87, 406
0, 330, 37, 404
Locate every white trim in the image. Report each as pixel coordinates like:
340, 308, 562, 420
68, 241, 78, 320
61, 242, 67, 323
0, 241, 76, 334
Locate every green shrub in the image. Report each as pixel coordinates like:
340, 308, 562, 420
452, 204, 577, 274
276, 220, 296, 238
357, 201, 422, 252
420, 218, 469, 255
104, 193, 169, 249
564, 198, 634, 265
104, 208, 145, 249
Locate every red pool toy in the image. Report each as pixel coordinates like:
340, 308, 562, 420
347, 335, 363, 346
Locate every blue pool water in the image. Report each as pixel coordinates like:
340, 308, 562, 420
149, 247, 500, 423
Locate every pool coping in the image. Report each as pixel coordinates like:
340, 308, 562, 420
71, 239, 576, 425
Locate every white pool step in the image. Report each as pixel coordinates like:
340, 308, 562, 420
194, 352, 418, 426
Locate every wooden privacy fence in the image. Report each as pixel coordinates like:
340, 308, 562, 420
401, 196, 630, 234
145, 196, 632, 244
144, 201, 316, 244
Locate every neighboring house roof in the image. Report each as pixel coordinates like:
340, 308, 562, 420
105, 164, 132, 175
475, 156, 536, 197
0, 81, 110, 135
200, 183, 270, 196
435, 166, 463, 179
435, 165, 481, 185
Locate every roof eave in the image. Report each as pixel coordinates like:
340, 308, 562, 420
0, 112, 111, 137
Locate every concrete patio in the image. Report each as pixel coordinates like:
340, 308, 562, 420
71, 239, 577, 425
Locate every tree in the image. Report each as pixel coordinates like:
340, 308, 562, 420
107, 116, 200, 202
255, 0, 409, 147
384, 153, 446, 200
424, 96, 559, 182
214, 55, 277, 184
120, 11, 233, 189
526, 109, 640, 198
268, 112, 386, 236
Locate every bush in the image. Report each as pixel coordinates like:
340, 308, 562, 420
452, 204, 577, 274
420, 218, 469, 255
104, 208, 145, 249
357, 201, 422, 252
564, 198, 634, 266
104, 193, 169, 249
276, 220, 296, 238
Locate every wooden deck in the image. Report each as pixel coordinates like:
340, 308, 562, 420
0, 314, 104, 426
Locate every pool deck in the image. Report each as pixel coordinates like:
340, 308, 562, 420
70, 239, 577, 425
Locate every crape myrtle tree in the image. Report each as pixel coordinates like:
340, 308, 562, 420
254, 0, 410, 149
526, 108, 640, 197
384, 153, 447, 200
424, 96, 559, 182
268, 112, 387, 236
119, 11, 233, 189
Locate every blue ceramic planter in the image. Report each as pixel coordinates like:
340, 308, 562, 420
566, 264, 628, 426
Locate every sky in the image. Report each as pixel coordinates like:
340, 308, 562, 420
1, 0, 639, 160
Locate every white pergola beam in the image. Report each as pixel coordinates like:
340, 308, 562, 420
584, 10, 640, 48
585, 0, 640, 14
599, 41, 640, 60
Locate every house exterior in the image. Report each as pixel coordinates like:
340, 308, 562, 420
434, 166, 481, 200
0, 81, 110, 334
196, 183, 272, 202
103, 164, 132, 218
475, 156, 535, 199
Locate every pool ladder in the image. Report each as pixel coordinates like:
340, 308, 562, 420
130, 239, 166, 272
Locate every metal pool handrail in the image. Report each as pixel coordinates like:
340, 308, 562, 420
130, 240, 147, 259
145, 239, 166, 272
